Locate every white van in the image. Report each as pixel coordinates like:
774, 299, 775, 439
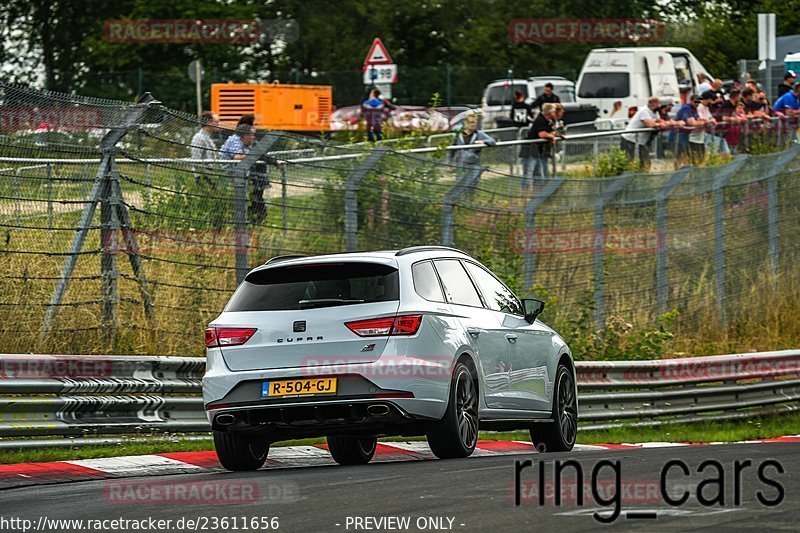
481, 76, 575, 128
576, 47, 713, 128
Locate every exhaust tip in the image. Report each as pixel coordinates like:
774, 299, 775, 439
367, 404, 391, 417
216, 413, 237, 426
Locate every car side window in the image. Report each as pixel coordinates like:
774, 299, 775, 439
464, 262, 523, 315
412, 261, 445, 302
433, 259, 482, 307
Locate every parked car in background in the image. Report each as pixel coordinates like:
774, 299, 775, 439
331, 105, 450, 133
204, 247, 577, 470
576, 47, 713, 129
481, 76, 576, 129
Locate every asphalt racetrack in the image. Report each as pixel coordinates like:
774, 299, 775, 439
0, 442, 796, 532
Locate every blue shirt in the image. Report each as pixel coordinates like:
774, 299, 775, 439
674, 103, 699, 145
220, 134, 246, 160
773, 91, 799, 114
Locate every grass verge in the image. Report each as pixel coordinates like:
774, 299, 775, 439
2, 411, 797, 465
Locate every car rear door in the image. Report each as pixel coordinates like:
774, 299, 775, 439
432, 259, 511, 408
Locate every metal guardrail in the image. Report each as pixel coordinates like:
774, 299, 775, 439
0, 351, 797, 447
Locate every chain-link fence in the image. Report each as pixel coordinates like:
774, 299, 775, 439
1, 82, 799, 356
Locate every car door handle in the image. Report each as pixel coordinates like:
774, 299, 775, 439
467, 327, 483, 337
505, 333, 518, 343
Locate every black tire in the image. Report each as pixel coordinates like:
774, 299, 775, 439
530, 364, 577, 453
213, 430, 269, 471
327, 436, 377, 465
426, 359, 479, 459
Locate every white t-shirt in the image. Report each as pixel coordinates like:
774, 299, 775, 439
622, 106, 659, 145
698, 82, 713, 95
690, 104, 714, 144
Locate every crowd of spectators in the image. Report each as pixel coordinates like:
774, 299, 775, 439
622, 70, 800, 169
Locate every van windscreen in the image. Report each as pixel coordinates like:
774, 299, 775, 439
578, 73, 630, 98
226, 262, 399, 311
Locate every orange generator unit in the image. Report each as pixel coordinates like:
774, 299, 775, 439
211, 82, 332, 131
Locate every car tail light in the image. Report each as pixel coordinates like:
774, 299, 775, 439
345, 315, 422, 337
205, 327, 257, 347
628, 106, 638, 118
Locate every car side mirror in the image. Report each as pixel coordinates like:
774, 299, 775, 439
522, 298, 545, 324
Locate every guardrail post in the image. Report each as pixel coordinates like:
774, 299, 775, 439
344, 147, 389, 252
593, 173, 633, 329
41, 97, 158, 342
523, 178, 566, 290
655, 167, 691, 315
230, 133, 281, 285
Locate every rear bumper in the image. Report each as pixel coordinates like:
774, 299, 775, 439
208, 397, 436, 440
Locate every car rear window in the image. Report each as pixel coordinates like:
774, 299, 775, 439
433, 259, 482, 307
486, 84, 528, 106
577, 73, 630, 98
412, 261, 445, 302
225, 262, 399, 311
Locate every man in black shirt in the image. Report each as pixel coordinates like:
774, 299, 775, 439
778, 71, 798, 98
510, 90, 532, 127
520, 102, 557, 189
531, 83, 560, 110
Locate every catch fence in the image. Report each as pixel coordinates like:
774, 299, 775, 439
1, 83, 799, 355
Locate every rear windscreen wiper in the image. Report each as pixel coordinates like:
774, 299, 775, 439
298, 298, 365, 309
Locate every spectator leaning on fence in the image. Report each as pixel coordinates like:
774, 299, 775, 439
675, 94, 709, 166
773, 82, 800, 117
696, 91, 718, 153
190, 111, 219, 161
448, 116, 496, 186
773, 82, 800, 141
520, 102, 557, 188
220, 124, 255, 160
620, 96, 664, 170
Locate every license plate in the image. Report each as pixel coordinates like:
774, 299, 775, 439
261, 377, 337, 398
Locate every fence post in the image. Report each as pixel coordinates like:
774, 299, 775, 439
442, 166, 485, 247
593, 173, 633, 329
523, 178, 566, 290
765, 145, 799, 274
229, 133, 281, 285
41, 97, 156, 341
46, 163, 53, 230
100, 158, 122, 345
281, 165, 288, 237
344, 147, 389, 252
711, 156, 749, 326
655, 167, 691, 315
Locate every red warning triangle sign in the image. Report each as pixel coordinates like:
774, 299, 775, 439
364, 38, 393, 65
